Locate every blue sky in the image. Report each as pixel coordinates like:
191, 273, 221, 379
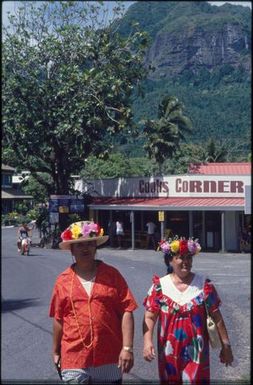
2, 1, 251, 27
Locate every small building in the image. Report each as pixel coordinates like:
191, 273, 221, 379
1, 164, 33, 214
75, 162, 251, 252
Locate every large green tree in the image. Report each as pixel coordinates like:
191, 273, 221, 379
2, 1, 148, 195
143, 96, 192, 174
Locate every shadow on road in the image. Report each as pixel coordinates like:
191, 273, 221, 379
1, 298, 41, 313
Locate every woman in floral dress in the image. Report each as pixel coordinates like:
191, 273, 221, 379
143, 237, 233, 384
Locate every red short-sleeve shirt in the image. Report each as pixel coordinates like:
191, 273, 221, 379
49, 260, 138, 369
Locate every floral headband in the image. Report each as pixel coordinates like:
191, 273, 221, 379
61, 221, 104, 241
158, 236, 201, 256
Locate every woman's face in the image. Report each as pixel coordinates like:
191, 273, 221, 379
71, 240, 96, 261
171, 253, 193, 276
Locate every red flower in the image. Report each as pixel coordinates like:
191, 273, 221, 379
96, 224, 101, 235
61, 228, 73, 241
179, 239, 189, 256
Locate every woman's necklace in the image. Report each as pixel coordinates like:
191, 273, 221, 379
70, 270, 93, 349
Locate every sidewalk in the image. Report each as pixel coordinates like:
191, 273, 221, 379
102, 246, 250, 258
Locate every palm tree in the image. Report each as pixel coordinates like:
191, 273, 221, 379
204, 138, 228, 162
143, 96, 192, 174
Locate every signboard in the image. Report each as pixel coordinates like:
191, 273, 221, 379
49, 195, 85, 214
158, 211, 164, 222
49, 199, 59, 212
69, 199, 85, 213
82, 175, 250, 198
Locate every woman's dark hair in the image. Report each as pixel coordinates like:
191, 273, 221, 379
164, 253, 173, 273
164, 252, 172, 267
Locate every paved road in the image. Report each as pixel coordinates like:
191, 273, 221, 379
1, 227, 250, 383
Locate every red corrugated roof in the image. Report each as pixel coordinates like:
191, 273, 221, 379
89, 197, 244, 210
188, 162, 251, 175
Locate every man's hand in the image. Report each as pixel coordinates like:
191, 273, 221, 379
53, 353, 61, 366
118, 349, 134, 373
53, 353, 62, 379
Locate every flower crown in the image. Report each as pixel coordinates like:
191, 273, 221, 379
61, 221, 104, 241
158, 236, 201, 256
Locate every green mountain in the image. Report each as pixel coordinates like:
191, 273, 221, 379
116, 1, 251, 159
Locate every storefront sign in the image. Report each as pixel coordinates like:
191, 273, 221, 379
158, 211, 165, 222
80, 175, 250, 198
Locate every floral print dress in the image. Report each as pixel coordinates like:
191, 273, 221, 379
143, 274, 221, 384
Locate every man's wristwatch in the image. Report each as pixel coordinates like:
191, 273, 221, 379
123, 346, 133, 353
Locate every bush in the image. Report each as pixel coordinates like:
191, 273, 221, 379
2, 212, 19, 226
14, 202, 30, 215
1, 211, 36, 226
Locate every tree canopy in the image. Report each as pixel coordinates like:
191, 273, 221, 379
2, 1, 148, 194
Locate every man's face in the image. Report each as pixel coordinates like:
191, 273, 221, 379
71, 240, 97, 260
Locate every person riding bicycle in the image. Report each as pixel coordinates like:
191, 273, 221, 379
17, 222, 31, 252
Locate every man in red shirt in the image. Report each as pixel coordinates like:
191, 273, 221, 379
49, 221, 138, 383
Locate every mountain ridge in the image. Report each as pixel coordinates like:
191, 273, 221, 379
119, 1, 251, 78
116, 1, 251, 158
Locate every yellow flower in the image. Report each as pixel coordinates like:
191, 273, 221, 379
71, 223, 82, 239
99, 228, 104, 236
170, 240, 180, 253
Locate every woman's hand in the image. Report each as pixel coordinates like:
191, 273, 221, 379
219, 344, 233, 366
143, 342, 156, 362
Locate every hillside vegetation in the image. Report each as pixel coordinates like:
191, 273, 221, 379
113, 1, 251, 160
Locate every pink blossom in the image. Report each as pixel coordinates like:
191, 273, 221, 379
160, 241, 170, 253
187, 240, 197, 255
82, 222, 98, 237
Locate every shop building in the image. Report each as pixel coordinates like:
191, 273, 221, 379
2, 164, 33, 214
75, 163, 251, 252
